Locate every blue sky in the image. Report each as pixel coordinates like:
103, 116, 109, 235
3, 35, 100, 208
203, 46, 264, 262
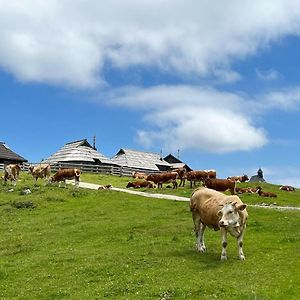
2, 1, 300, 186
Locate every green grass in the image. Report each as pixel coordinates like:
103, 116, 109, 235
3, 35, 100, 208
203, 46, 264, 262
0, 174, 299, 299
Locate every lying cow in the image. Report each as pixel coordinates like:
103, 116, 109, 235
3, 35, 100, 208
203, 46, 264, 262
256, 187, 277, 198
28, 163, 51, 184
3, 164, 21, 186
146, 172, 178, 189
203, 178, 236, 195
227, 175, 249, 183
132, 171, 147, 180
235, 186, 260, 194
190, 187, 248, 260
126, 180, 156, 188
279, 185, 295, 192
50, 168, 81, 187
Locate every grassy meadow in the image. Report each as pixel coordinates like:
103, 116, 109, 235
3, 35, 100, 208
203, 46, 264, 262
0, 173, 299, 299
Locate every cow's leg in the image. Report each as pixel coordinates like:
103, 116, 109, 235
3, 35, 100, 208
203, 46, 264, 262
197, 222, 206, 252
237, 225, 246, 260
220, 228, 228, 261
173, 180, 178, 189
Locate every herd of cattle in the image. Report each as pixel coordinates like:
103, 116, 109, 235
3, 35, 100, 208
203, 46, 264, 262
128, 169, 295, 197
2, 163, 81, 187
1, 164, 297, 261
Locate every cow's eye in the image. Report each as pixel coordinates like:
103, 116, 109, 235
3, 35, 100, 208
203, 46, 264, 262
228, 211, 233, 214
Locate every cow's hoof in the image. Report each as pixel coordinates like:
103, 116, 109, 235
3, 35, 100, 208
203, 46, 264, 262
221, 255, 227, 261
196, 245, 206, 252
239, 255, 245, 261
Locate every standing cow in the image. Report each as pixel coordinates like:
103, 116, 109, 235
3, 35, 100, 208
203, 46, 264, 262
3, 164, 21, 186
50, 168, 81, 187
190, 187, 248, 260
146, 172, 178, 189
203, 178, 236, 195
28, 164, 51, 184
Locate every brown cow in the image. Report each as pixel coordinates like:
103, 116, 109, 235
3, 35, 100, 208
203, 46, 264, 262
227, 175, 249, 183
256, 187, 277, 198
186, 170, 208, 188
28, 164, 51, 184
190, 187, 248, 260
132, 171, 147, 180
174, 168, 187, 187
3, 164, 21, 186
50, 168, 81, 187
146, 172, 178, 189
203, 178, 236, 195
126, 180, 156, 188
279, 185, 295, 192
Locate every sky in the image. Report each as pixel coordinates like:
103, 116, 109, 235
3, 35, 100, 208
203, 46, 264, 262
2, 0, 300, 186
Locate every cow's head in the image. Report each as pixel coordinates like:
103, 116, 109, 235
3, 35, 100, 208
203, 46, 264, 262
218, 201, 247, 228
126, 182, 134, 188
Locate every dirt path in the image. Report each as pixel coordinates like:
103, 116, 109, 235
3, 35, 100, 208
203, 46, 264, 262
72, 181, 300, 211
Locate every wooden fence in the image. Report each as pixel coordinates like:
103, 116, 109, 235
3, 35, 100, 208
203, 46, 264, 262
0, 162, 158, 177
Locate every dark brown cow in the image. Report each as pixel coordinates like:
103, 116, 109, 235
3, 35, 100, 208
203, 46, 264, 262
203, 178, 236, 195
174, 168, 187, 187
256, 187, 277, 198
227, 175, 249, 182
146, 172, 178, 189
126, 180, 156, 188
190, 187, 248, 260
279, 185, 295, 192
3, 164, 21, 185
50, 168, 81, 187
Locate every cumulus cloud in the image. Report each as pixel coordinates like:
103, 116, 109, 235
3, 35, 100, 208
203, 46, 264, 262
1, 1, 300, 87
106, 85, 268, 153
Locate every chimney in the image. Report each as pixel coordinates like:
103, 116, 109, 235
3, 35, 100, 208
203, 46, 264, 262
93, 135, 97, 150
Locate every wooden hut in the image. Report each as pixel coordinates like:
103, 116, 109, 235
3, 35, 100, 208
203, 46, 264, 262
0, 142, 27, 165
164, 153, 192, 172
43, 139, 114, 167
111, 148, 171, 172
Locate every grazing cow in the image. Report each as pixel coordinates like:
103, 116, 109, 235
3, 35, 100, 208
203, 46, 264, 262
126, 180, 156, 188
256, 187, 277, 198
190, 187, 248, 261
174, 168, 187, 187
227, 175, 249, 183
146, 172, 178, 189
279, 185, 295, 192
50, 168, 81, 187
132, 171, 147, 180
3, 164, 21, 186
204, 178, 236, 195
28, 164, 51, 184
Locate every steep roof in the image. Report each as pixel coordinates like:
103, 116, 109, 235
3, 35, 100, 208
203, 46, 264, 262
164, 153, 193, 171
0, 142, 27, 163
43, 139, 114, 165
111, 148, 171, 171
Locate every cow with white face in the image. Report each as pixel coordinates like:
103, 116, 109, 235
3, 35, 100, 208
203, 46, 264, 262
190, 187, 248, 261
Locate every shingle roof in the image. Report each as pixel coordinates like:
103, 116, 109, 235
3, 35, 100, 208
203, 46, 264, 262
0, 142, 27, 163
43, 139, 114, 165
111, 148, 171, 171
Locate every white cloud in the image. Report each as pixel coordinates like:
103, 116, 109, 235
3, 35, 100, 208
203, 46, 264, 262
256, 68, 279, 81
1, 1, 300, 87
106, 85, 268, 153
